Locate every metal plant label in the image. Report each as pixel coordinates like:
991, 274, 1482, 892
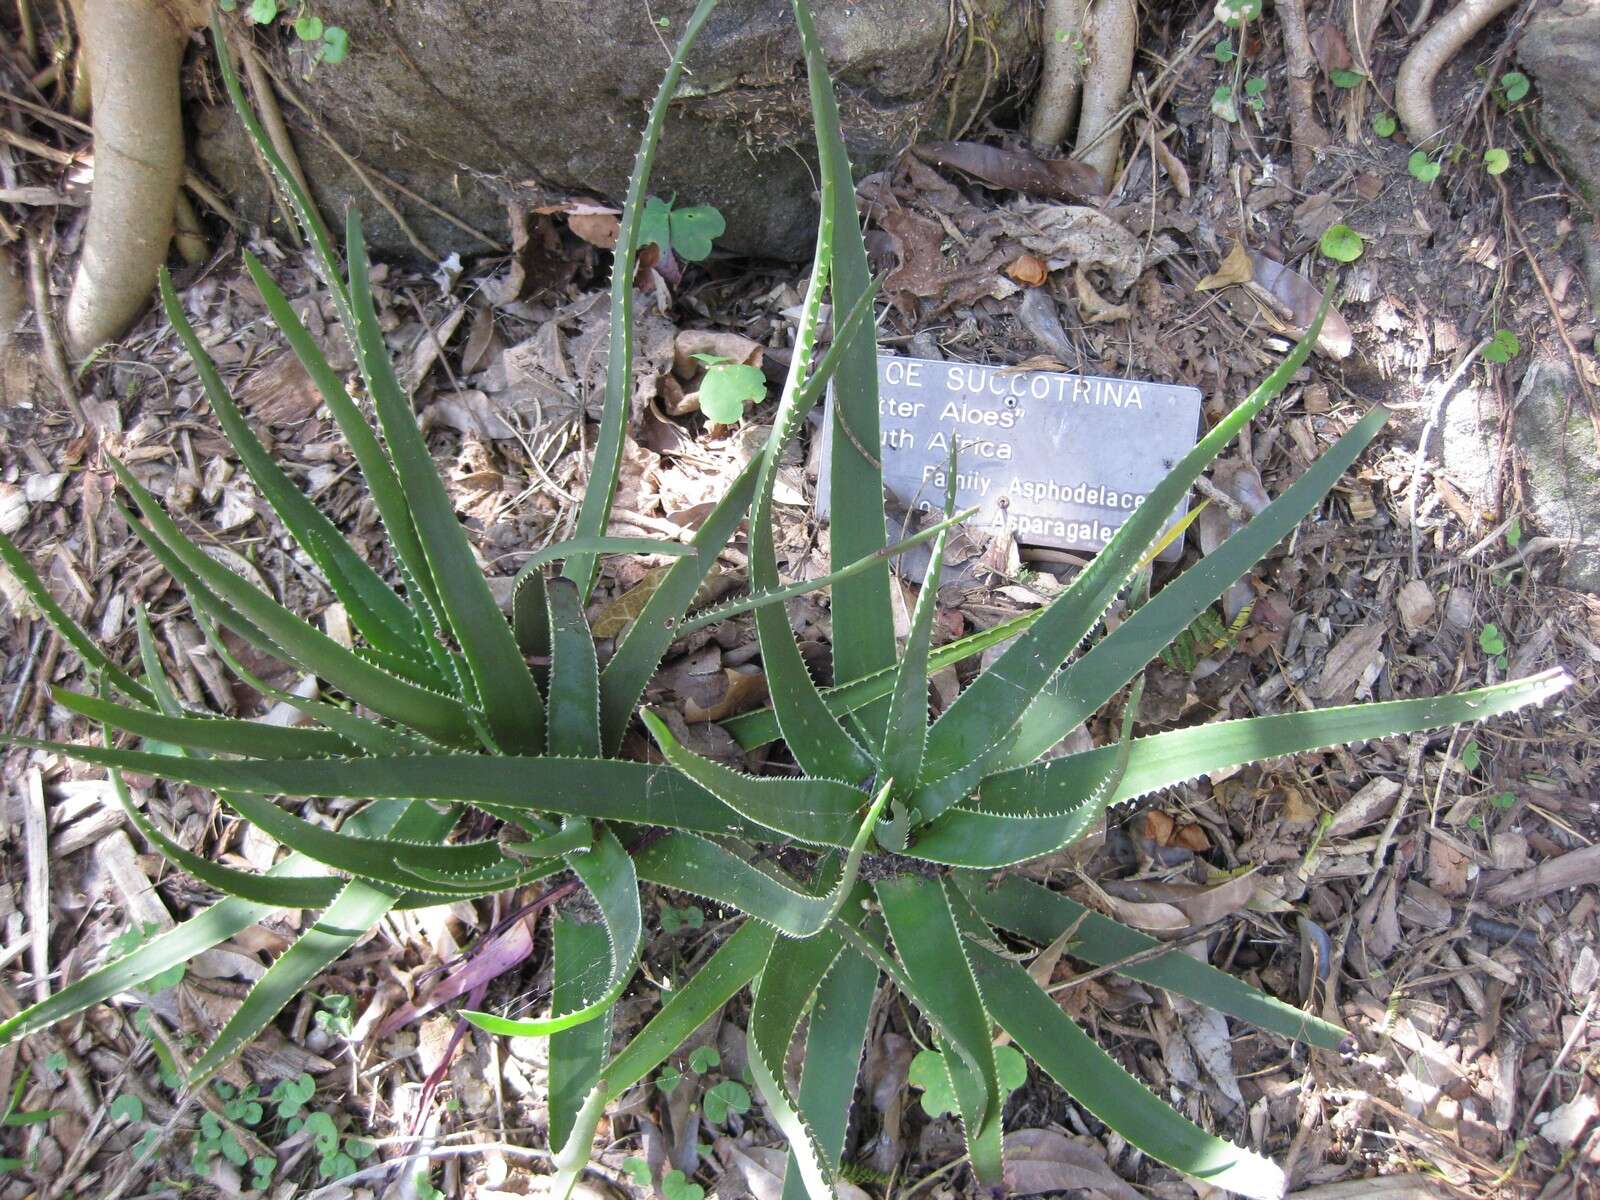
818, 355, 1204, 559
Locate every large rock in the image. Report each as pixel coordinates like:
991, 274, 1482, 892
1518, 1, 1600, 214
1514, 357, 1600, 592
197, 0, 1030, 263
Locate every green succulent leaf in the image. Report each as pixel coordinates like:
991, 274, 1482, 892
548, 918, 615, 1147
462, 826, 641, 1037
875, 878, 1003, 1187
565, 0, 721, 599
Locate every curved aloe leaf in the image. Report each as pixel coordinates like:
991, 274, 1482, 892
346, 213, 545, 754
565, 0, 721, 599
875, 877, 1004, 1188
0, 738, 766, 841
956, 874, 1349, 1052
749, 930, 849, 1200
913, 669, 1571, 868
463, 824, 642, 1037
791, 0, 895, 710
158, 267, 423, 662
641, 709, 863, 845
956, 888, 1286, 1199
632, 780, 888, 938
0, 533, 156, 708
743, 125, 873, 784
912, 291, 1335, 823
55, 689, 363, 760
550, 920, 777, 1200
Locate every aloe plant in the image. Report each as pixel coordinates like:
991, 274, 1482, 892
0, 4, 1571, 1199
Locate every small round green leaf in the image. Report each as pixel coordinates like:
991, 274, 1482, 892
1483, 329, 1521, 364
1490, 790, 1518, 810
109, 1094, 144, 1123
1212, 38, 1236, 63
247, 0, 277, 23
1500, 71, 1530, 104
698, 363, 765, 424
1478, 623, 1507, 656
623, 1158, 653, 1186
293, 14, 323, 39
668, 204, 726, 262
1372, 112, 1397, 137
321, 26, 349, 64
1483, 147, 1510, 175
688, 1045, 720, 1074
662, 1170, 705, 1200
1408, 150, 1442, 183
1459, 739, 1481, 772
702, 1079, 751, 1124
1329, 68, 1365, 88
1319, 224, 1364, 263
1211, 85, 1239, 123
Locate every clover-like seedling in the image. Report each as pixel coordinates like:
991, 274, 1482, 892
1498, 71, 1530, 105
1329, 68, 1364, 88
662, 1168, 706, 1200
109, 1094, 144, 1123
1483, 329, 1520, 363
1483, 148, 1510, 176
1479, 623, 1508, 658
687, 1045, 720, 1074
640, 197, 726, 263
701, 1079, 752, 1125
270, 1073, 316, 1121
623, 1156, 653, 1186
1319, 224, 1364, 264
1372, 112, 1397, 137
1408, 150, 1443, 183
691, 354, 765, 424
909, 1045, 1028, 1118
314, 993, 354, 1039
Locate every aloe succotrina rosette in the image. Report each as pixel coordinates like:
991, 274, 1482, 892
0, 3, 1572, 1198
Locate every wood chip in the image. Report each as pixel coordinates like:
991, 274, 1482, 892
1485, 844, 1600, 905
23, 768, 49, 1003
1327, 776, 1401, 838
1314, 621, 1385, 700
1397, 578, 1437, 633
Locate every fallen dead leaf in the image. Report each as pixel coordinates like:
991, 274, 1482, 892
1196, 240, 1255, 291
1002, 1129, 1140, 1199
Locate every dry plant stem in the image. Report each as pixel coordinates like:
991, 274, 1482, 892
1521, 989, 1598, 1133
1073, 0, 1136, 184
1276, 0, 1326, 186
234, 31, 317, 224
172, 191, 208, 265
1395, 0, 1519, 144
0, 245, 25, 348
1362, 735, 1427, 896
63, 0, 188, 357
1029, 0, 1087, 150
1407, 338, 1488, 578
26, 233, 85, 426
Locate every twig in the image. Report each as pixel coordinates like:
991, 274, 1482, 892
25, 232, 85, 428
1275, 0, 1327, 186
1193, 474, 1245, 523
302, 1141, 556, 1199
1363, 734, 1427, 896
22, 769, 50, 1004
1407, 338, 1488, 578
3, 623, 46, 726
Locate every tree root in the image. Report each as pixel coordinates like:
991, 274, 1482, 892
1276, 0, 1329, 186
1396, 0, 1519, 145
1029, 0, 1087, 151
62, 0, 204, 358
1072, 0, 1137, 186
